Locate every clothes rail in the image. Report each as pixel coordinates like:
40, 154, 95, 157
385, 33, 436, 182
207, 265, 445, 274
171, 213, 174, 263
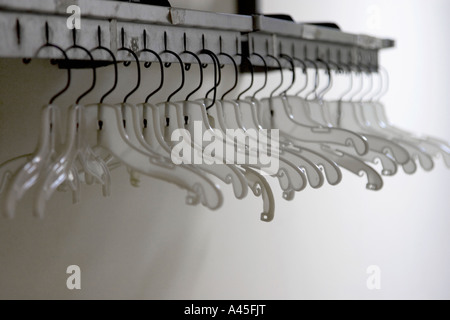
0, 0, 394, 67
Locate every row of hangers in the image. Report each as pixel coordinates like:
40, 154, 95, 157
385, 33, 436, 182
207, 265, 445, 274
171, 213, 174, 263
0, 24, 449, 222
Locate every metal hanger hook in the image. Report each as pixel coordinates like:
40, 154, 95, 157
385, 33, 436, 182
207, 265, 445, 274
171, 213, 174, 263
65, 28, 97, 104
266, 54, 284, 98
357, 63, 374, 102
373, 65, 390, 101
250, 52, 268, 99
181, 33, 204, 101
315, 58, 333, 102
91, 26, 118, 103
198, 48, 219, 110
279, 54, 296, 96
118, 28, 141, 103
29, 22, 72, 104
236, 54, 254, 100
139, 29, 165, 103
219, 36, 239, 100
303, 58, 320, 100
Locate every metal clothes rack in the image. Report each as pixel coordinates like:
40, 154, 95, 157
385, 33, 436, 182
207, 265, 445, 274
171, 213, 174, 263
0, 0, 394, 68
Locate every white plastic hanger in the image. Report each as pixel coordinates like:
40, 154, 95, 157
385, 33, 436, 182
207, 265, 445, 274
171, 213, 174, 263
244, 52, 343, 186
198, 51, 308, 198
359, 66, 450, 168
142, 43, 249, 199
82, 34, 224, 210
331, 64, 434, 172
220, 52, 325, 189
288, 57, 413, 179
255, 53, 383, 190
4, 104, 61, 217
311, 59, 411, 176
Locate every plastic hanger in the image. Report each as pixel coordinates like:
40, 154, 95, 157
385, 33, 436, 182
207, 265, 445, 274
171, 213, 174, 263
332, 61, 433, 173
152, 33, 249, 200
246, 49, 342, 186
289, 55, 411, 172
234, 50, 325, 189
360, 65, 450, 168
263, 52, 370, 156
310, 58, 397, 175
173, 38, 274, 220
84, 29, 223, 210
273, 54, 384, 190
33, 28, 114, 217
34, 104, 84, 217
322, 61, 414, 175
191, 43, 275, 220
222, 42, 324, 189
199, 48, 306, 199
3, 22, 69, 218
219, 51, 317, 190
310, 59, 399, 176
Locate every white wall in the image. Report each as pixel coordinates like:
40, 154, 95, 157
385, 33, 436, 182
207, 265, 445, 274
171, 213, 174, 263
0, 0, 449, 300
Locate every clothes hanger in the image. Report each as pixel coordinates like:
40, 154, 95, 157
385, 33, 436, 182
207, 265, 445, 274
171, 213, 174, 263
32, 28, 100, 217
275, 53, 383, 190
314, 58, 399, 176
197, 40, 276, 221
234, 48, 326, 189
262, 47, 370, 157
206, 46, 308, 198
141, 32, 249, 200
335, 58, 433, 173
83, 28, 223, 210
216, 47, 312, 193
87, 25, 121, 176
246, 48, 343, 186
360, 65, 450, 168
153, 34, 275, 220
3, 22, 70, 218
302, 52, 415, 175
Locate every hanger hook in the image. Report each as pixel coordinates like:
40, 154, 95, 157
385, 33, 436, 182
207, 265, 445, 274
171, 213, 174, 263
336, 57, 354, 102
65, 28, 97, 104
315, 58, 332, 102
251, 53, 268, 99
219, 36, 239, 100
236, 54, 254, 100
139, 29, 165, 102
303, 58, 319, 100
161, 31, 185, 102
279, 54, 296, 96
291, 43, 308, 97
205, 50, 222, 100
266, 54, 284, 98
199, 48, 219, 109
357, 63, 374, 102
117, 28, 140, 103
366, 70, 383, 102
347, 62, 363, 102
373, 65, 389, 101
181, 33, 204, 101
91, 26, 118, 103
30, 22, 71, 104
319, 58, 343, 101
291, 48, 309, 97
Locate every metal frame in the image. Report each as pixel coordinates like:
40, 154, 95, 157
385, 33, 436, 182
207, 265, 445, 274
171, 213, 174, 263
0, 0, 394, 68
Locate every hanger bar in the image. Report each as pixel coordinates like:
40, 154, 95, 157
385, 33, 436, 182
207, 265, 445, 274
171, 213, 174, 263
0, 0, 253, 32
0, 0, 394, 67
